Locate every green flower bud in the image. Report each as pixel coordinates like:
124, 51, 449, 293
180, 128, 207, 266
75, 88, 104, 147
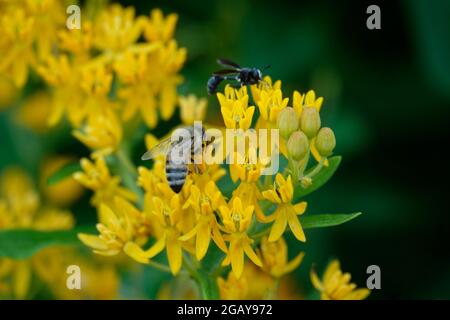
287, 130, 309, 161
277, 107, 299, 139
300, 176, 312, 188
300, 107, 321, 138
315, 127, 336, 157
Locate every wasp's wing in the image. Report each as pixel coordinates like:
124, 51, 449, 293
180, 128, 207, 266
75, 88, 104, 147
217, 58, 241, 69
213, 69, 239, 75
141, 138, 173, 160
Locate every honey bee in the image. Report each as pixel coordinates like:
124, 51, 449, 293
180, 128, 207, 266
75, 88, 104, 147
141, 125, 210, 193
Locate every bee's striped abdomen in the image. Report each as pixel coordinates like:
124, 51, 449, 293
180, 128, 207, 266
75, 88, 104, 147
165, 159, 188, 194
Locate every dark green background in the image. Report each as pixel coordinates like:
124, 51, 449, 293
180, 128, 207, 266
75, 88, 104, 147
1, 0, 449, 299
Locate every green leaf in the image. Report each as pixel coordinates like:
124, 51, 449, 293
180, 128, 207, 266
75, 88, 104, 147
46, 162, 81, 186
251, 212, 362, 239
302, 212, 362, 229
0, 228, 86, 259
294, 156, 341, 199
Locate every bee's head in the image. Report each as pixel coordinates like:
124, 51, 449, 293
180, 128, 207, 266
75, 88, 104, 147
251, 68, 263, 81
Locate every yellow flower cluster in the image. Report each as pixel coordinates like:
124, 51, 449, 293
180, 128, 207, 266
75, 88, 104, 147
0, 167, 117, 299
0, 1, 367, 300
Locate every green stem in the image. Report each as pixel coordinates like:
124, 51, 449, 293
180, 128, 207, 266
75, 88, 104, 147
305, 157, 325, 178
115, 147, 144, 208
183, 254, 220, 300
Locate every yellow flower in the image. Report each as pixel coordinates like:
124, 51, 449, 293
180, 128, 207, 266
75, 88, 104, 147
0, 8, 35, 87
58, 21, 93, 58
217, 85, 255, 130
292, 89, 323, 117
73, 109, 122, 158
93, 4, 145, 53
179, 182, 227, 260
218, 263, 275, 299
259, 237, 304, 278
15, 91, 52, 133
143, 9, 178, 43
73, 157, 136, 206
219, 197, 262, 278
256, 87, 289, 124
25, 0, 65, 60
310, 260, 370, 300
179, 94, 207, 125
36, 55, 84, 127
123, 195, 189, 275
250, 76, 282, 103
78, 197, 142, 256
261, 174, 307, 242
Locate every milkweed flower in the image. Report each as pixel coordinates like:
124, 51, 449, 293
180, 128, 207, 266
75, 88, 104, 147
259, 237, 304, 278
123, 195, 189, 275
218, 85, 255, 130
78, 197, 143, 256
219, 198, 262, 278
179, 94, 208, 125
310, 260, 370, 300
144, 9, 178, 43
262, 174, 307, 242
73, 157, 136, 206
93, 5, 145, 53
72, 109, 122, 158
179, 182, 227, 260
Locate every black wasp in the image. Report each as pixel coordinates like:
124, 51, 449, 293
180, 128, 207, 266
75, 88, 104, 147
207, 58, 270, 95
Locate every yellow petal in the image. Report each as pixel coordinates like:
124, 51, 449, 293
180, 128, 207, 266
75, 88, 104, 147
212, 225, 228, 253
124, 242, 150, 264
78, 233, 108, 251
310, 267, 323, 291
344, 288, 370, 300
196, 222, 211, 260
166, 237, 182, 275
293, 202, 307, 215
280, 251, 305, 276
230, 238, 244, 278
178, 225, 198, 242
243, 240, 262, 267
287, 210, 306, 242
268, 210, 287, 242
324, 260, 341, 284
262, 190, 281, 203
146, 234, 167, 258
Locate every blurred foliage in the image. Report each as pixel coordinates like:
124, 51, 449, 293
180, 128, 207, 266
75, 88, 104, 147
1, 0, 450, 299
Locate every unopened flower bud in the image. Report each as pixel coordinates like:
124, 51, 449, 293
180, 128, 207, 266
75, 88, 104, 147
300, 107, 321, 138
287, 131, 309, 161
300, 176, 312, 188
315, 127, 336, 157
277, 107, 298, 139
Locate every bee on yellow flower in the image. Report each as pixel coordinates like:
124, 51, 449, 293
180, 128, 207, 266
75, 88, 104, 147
310, 259, 370, 300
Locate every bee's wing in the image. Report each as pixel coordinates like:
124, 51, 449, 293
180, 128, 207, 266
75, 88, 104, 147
141, 138, 173, 160
213, 69, 239, 75
217, 58, 241, 69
